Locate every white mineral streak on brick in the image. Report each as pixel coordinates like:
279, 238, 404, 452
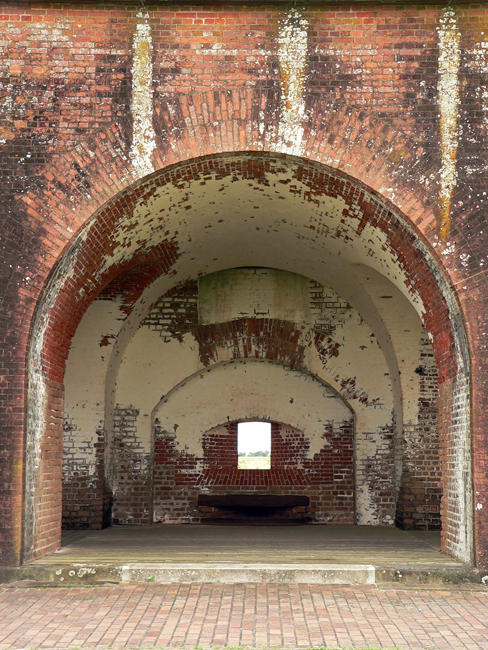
276, 9, 308, 155
437, 7, 461, 240
471, 42, 488, 124
130, 13, 156, 178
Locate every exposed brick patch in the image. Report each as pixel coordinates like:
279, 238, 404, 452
194, 318, 306, 369
153, 420, 354, 525
112, 406, 151, 525
309, 280, 351, 336
142, 281, 198, 342
62, 417, 106, 530
357, 424, 396, 526
396, 334, 441, 531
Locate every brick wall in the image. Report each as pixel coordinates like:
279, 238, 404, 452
0, 2, 485, 566
60, 268, 439, 533
153, 420, 355, 524
396, 333, 441, 530
62, 417, 105, 530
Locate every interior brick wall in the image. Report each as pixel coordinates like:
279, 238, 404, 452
62, 418, 106, 530
100, 272, 410, 530
396, 334, 441, 530
152, 420, 355, 524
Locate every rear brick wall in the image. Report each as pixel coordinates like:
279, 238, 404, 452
153, 420, 355, 524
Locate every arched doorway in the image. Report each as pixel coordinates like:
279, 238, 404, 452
24, 152, 472, 564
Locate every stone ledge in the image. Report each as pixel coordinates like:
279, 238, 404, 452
120, 562, 376, 585
2, 562, 487, 587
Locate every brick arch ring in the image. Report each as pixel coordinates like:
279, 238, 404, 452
23, 150, 472, 565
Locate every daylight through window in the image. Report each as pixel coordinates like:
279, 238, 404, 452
237, 421, 271, 470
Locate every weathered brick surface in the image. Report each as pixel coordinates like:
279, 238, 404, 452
71, 273, 437, 533
62, 417, 106, 530
152, 420, 355, 524
0, 2, 486, 567
396, 334, 441, 531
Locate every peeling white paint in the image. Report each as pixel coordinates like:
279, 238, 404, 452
129, 12, 156, 178
25, 331, 47, 535
100, 160, 429, 524
199, 268, 309, 325
105, 165, 422, 318
64, 298, 123, 482
105, 268, 398, 526
114, 330, 199, 453
419, 233, 472, 563
353, 266, 430, 501
276, 9, 308, 155
36, 154, 470, 560
411, 226, 473, 564
111, 271, 392, 459
153, 360, 353, 459
447, 364, 472, 563
354, 267, 423, 427
437, 7, 461, 239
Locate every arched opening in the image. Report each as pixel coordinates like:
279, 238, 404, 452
150, 360, 355, 526
24, 152, 472, 565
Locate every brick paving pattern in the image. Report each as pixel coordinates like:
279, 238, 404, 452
0, 584, 487, 649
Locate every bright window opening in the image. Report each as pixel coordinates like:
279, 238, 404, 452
237, 421, 271, 470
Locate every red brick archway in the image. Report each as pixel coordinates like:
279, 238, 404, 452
19, 151, 475, 566
1, 0, 487, 572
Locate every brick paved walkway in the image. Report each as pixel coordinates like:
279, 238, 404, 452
0, 583, 487, 649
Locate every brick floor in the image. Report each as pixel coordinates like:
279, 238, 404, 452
0, 583, 487, 649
